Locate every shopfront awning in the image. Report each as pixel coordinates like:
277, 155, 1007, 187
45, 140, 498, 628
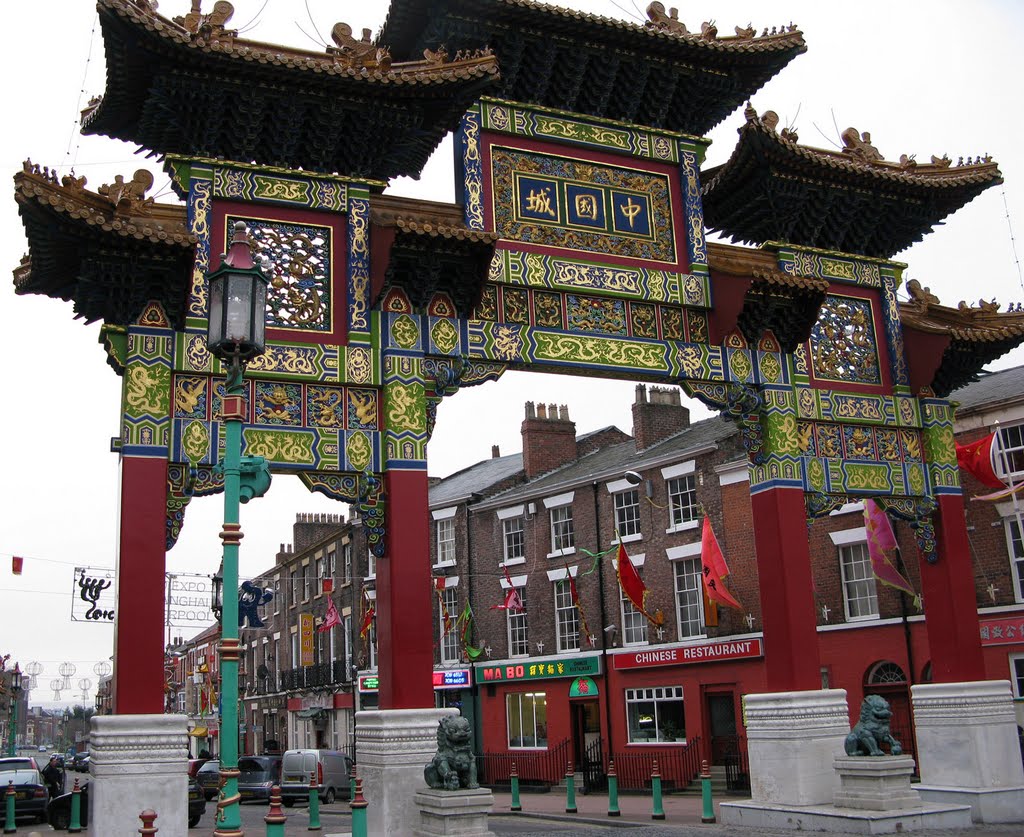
188, 726, 208, 737
295, 708, 327, 720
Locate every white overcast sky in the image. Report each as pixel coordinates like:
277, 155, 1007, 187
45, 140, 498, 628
2, 0, 1023, 707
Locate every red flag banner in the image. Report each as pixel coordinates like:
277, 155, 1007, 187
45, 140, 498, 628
700, 517, 742, 610
956, 433, 1005, 489
615, 542, 660, 626
318, 597, 341, 633
863, 499, 916, 596
565, 560, 594, 647
11, 556, 23, 575
434, 579, 453, 637
491, 565, 524, 612
359, 589, 375, 638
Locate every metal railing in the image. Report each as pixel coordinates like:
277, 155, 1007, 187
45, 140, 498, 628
609, 737, 703, 791
278, 662, 352, 692
476, 738, 570, 786
721, 735, 750, 792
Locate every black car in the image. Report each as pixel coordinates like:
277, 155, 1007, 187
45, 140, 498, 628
48, 778, 207, 829
70, 752, 89, 772
237, 755, 282, 803
0, 758, 48, 823
195, 758, 221, 800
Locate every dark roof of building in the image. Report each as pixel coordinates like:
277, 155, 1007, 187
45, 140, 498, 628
81, 0, 499, 180
477, 414, 739, 508
429, 452, 525, 507
378, 0, 806, 136
702, 106, 1003, 258
950, 365, 1024, 414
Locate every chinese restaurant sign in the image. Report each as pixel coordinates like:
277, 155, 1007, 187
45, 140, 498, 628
477, 656, 601, 683
299, 613, 314, 666
979, 616, 1024, 645
358, 669, 472, 693
613, 639, 763, 670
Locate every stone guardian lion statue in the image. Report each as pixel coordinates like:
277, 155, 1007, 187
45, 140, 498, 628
424, 715, 479, 790
845, 694, 903, 756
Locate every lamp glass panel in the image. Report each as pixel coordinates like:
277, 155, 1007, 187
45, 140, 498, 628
226, 273, 253, 344
208, 274, 225, 346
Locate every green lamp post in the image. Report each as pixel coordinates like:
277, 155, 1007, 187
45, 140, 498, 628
5, 664, 22, 756
206, 220, 273, 836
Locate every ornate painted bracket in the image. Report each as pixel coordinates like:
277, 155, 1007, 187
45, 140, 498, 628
356, 471, 387, 559
166, 463, 224, 550
424, 356, 506, 439
686, 381, 765, 464
804, 491, 852, 528
881, 496, 939, 564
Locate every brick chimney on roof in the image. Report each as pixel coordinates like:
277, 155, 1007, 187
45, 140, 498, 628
521, 401, 577, 478
632, 384, 689, 451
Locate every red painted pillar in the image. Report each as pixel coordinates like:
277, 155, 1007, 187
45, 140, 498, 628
377, 468, 434, 710
750, 486, 821, 692
113, 455, 169, 715
919, 493, 985, 682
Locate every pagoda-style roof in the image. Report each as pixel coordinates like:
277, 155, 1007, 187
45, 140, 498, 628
81, 0, 499, 181
13, 160, 195, 328
377, 0, 806, 136
370, 194, 498, 316
702, 106, 1003, 259
899, 279, 1024, 397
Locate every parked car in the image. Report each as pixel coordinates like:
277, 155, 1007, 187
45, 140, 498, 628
195, 759, 221, 800
37, 745, 47, 752
188, 757, 210, 778
237, 755, 282, 803
70, 752, 89, 772
48, 778, 207, 830
280, 749, 352, 806
0, 757, 48, 823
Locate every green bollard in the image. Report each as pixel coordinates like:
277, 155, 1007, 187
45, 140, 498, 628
509, 761, 521, 812
700, 759, 716, 823
307, 769, 321, 831
350, 776, 368, 837
607, 758, 620, 817
4, 781, 15, 834
651, 757, 665, 820
264, 784, 287, 837
69, 778, 83, 833
564, 761, 577, 814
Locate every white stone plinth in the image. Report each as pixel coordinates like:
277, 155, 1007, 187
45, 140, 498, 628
744, 689, 850, 806
357, 707, 456, 837
88, 713, 189, 837
833, 755, 921, 811
719, 799, 972, 834
414, 787, 495, 836
911, 679, 1024, 823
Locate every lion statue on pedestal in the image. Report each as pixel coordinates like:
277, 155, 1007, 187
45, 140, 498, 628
845, 694, 903, 756
424, 715, 479, 790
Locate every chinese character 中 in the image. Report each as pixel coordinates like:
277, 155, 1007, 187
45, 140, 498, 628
619, 197, 642, 229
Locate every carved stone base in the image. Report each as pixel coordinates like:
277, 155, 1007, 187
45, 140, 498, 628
912, 680, 1024, 823
414, 787, 495, 837
88, 714, 189, 837
356, 708, 457, 837
833, 755, 921, 811
719, 799, 972, 834
742, 689, 851, 806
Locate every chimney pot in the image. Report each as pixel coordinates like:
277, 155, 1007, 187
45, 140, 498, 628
537, 403, 547, 419
492, 445, 500, 458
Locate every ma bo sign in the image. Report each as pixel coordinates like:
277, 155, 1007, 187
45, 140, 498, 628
613, 638, 763, 670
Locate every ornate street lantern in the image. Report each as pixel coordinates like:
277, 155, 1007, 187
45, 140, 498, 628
206, 221, 269, 368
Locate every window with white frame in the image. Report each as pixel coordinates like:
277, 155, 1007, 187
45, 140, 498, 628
839, 541, 879, 620
550, 506, 575, 554
503, 516, 526, 564
995, 423, 1024, 482
302, 563, 311, 601
436, 518, 456, 566
342, 616, 353, 679
327, 547, 337, 579
273, 576, 281, 614
290, 631, 298, 668
674, 557, 705, 638
367, 548, 376, 580
626, 686, 686, 743
440, 587, 460, 663
614, 489, 642, 540
554, 579, 580, 652
621, 569, 648, 646
667, 474, 698, 528
178, 692, 186, 713
507, 691, 547, 749
315, 557, 325, 588
1010, 654, 1024, 699
998, 501, 1024, 602
342, 543, 352, 584
508, 587, 528, 657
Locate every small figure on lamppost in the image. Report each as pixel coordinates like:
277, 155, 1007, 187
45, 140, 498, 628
205, 220, 273, 837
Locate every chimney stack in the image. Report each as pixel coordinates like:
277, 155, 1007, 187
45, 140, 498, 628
521, 401, 577, 478
632, 384, 689, 450
492, 445, 501, 458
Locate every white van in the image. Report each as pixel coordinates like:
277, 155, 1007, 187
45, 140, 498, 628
280, 749, 353, 806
